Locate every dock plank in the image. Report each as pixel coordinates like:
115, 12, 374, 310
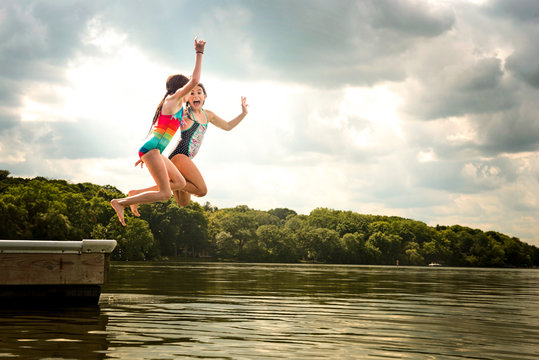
0, 253, 106, 285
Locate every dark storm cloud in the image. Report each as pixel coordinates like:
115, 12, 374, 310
0, 112, 16, 132
402, 40, 538, 157
486, 0, 539, 22
0, 0, 102, 124
0, 116, 129, 168
412, 158, 510, 194
31, 120, 130, 159
92, 0, 455, 87
0, 1, 98, 81
405, 57, 516, 120
0, 77, 20, 107
368, 0, 454, 36
506, 46, 539, 89
480, 0, 539, 90
1, 0, 536, 162
238, 0, 454, 86
0, 0, 457, 103
0, 0, 124, 165
477, 105, 539, 155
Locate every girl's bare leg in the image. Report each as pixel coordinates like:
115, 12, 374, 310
128, 155, 186, 216
173, 190, 192, 207
110, 150, 179, 225
164, 154, 186, 191
128, 190, 142, 217
171, 154, 207, 206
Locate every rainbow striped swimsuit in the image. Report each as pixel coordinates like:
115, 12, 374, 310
138, 107, 184, 158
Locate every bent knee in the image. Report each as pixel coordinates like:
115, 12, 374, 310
157, 191, 172, 202
197, 187, 208, 197
171, 177, 186, 190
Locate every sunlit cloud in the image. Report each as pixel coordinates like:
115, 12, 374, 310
417, 148, 438, 163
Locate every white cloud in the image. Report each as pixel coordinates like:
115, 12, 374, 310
418, 148, 438, 163
83, 16, 127, 52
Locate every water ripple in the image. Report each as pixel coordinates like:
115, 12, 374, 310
0, 264, 537, 359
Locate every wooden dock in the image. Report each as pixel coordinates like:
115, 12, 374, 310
0, 239, 116, 307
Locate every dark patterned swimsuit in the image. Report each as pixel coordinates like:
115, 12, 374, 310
168, 109, 208, 160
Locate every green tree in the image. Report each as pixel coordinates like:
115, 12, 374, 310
176, 202, 209, 257
365, 231, 402, 264
341, 232, 366, 264
94, 216, 154, 261
210, 207, 261, 256
285, 215, 313, 260
0, 170, 10, 181
368, 221, 391, 235
336, 211, 370, 237
62, 192, 91, 239
308, 208, 340, 230
421, 234, 452, 265
304, 228, 343, 263
2, 170, 538, 267
403, 242, 425, 265
139, 200, 186, 258
268, 208, 297, 222
214, 231, 236, 259
256, 224, 300, 262
0, 196, 31, 238
33, 210, 73, 240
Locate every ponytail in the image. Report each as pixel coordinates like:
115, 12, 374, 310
148, 92, 170, 135
148, 74, 190, 134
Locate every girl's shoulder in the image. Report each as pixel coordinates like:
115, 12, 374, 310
162, 97, 183, 116
203, 108, 216, 120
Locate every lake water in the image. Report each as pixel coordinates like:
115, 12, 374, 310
1, 263, 538, 359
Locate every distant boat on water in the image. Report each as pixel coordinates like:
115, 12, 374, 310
428, 262, 442, 267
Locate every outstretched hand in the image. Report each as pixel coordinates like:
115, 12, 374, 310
194, 36, 206, 53
241, 96, 249, 115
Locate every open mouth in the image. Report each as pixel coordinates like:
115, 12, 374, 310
193, 100, 201, 106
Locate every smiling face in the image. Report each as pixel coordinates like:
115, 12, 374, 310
188, 85, 207, 110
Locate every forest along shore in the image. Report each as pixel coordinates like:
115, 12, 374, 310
1, 170, 537, 267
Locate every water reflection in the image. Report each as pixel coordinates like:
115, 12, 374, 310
1, 263, 538, 359
0, 307, 108, 359
99, 263, 539, 360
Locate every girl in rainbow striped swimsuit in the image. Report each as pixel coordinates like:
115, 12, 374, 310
110, 37, 206, 226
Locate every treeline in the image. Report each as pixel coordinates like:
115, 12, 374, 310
1, 170, 538, 267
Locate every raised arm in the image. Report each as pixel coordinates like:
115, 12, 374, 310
207, 97, 249, 131
168, 37, 206, 102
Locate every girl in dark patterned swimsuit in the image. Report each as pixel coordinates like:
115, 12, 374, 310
128, 83, 248, 214
170, 83, 248, 206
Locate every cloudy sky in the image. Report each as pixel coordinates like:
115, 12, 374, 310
1, 0, 539, 246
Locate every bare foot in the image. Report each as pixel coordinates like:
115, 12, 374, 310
127, 190, 141, 216
110, 199, 126, 226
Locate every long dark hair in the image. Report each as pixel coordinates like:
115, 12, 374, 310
186, 83, 207, 120
150, 74, 190, 130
